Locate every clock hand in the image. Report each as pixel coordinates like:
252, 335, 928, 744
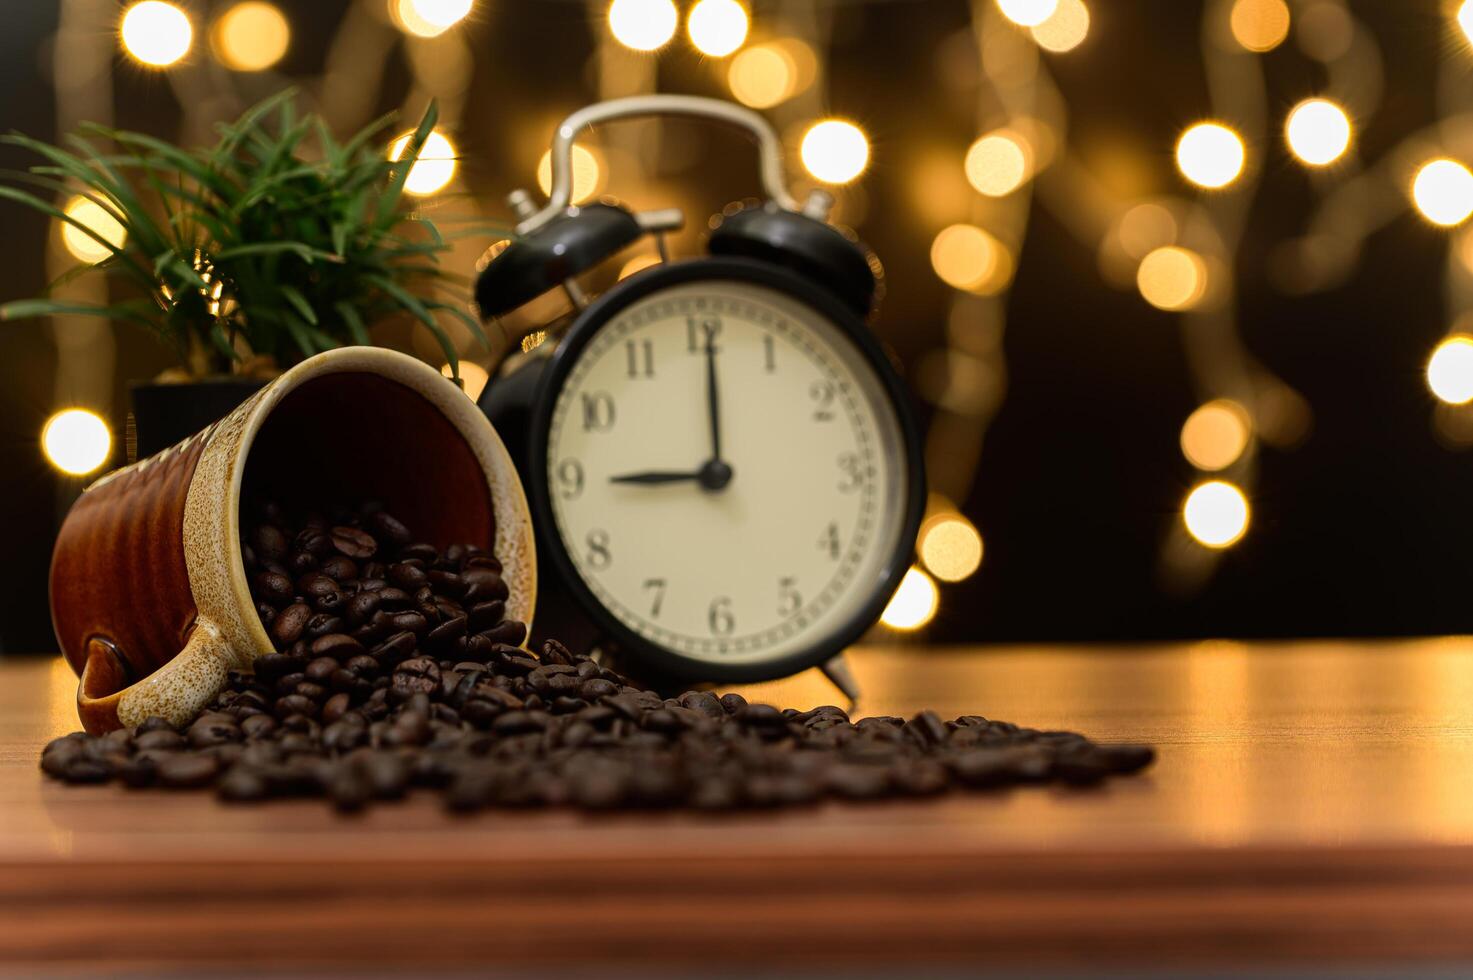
609, 470, 703, 485
703, 323, 723, 464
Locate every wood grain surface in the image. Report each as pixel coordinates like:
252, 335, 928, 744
4, 639, 1473, 973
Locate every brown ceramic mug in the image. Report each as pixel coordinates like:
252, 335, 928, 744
50, 347, 536, 734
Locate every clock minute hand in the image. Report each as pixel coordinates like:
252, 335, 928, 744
704, 324, 723, 463
608, 469, 704, 485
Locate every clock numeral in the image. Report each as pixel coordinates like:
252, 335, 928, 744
625, 339, 654, 379
778, 576, 802, 617
585, 529, 612, 570
686, 315, 721, 353
818, 521, 841, 560
708, 596, 735, 636
581, 392, 616, 432
809, 381, 835, 421
837, 452, 866, 493
555, 458, 585, 499
643, 577, 667, 618
763, 333, 777, 373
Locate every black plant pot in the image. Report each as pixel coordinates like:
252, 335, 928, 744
127, 377, 268, 460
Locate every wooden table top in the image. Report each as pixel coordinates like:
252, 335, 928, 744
4, 638, 1473, 973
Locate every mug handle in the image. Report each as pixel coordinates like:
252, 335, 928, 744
77, 619, 233, 735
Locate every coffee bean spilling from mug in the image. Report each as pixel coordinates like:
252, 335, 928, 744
40, 501, 1155, 810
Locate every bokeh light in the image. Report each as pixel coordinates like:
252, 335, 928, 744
42, 409, 111, 477
1427, 335, 1473, 405
1175, 122, 1246, 189
996, 0, 1059, 29
800, 119, 869, 185
1030, 0, 1089, 52
1412, 158, 1473, 227
1180, 399, 1252, 471
389, 130, 458, 196
1117, 202, 1177, 259
607, 0, 678, 52
60, 196, 127, 264
1137, 246, 1207, 311
394, 0, 473, 37
1183, 480, 1250, 549
728, 43, 796, 108
1460, 1, 1473, 47
120, 1, 193, 67
880, 566, 939, 631
931, 224, 1014, 294
919, 514, 984, 583
1229, 0, 1290, 52
212, 2, 289, 72
1284, 98, 1351, 167
687, 0, 748, 57
442, 361, 489, 401
537, 145, 604, 205
964, 130, 1032, 197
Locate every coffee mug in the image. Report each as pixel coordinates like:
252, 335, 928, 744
51, 347, 536, 734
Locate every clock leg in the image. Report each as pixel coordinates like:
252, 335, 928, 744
818, 653, 862, 707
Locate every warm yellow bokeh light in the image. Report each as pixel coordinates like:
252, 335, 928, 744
1285, 98, 1351, 167
1030, 0, 1089, 52
389, 130, 458, 196
1427, 335, 1473, 405
395, 0, 473, 37
42, 409, 111, 476
880, 566, 939, 631
212, 2, 289, 71
996, 0, 1059, 28
537, 145, 604, 205
919, 515, 984, 583
1117, 202, 1177, 259
1176, 122, 1246, 189
1459, 1, 1473, 46
442, 361, 489, 401
1229, 0, 1290, 52
1412, 158, 1473, 227
120, 1, 193, 67
800, 119, 869, 185
1180, 399, 1252, 471
687, 0, 748, 57
607, 0, 678, 51
1137, 246, 1207, 311
1183, 480, 1250, 549
931, 224, 1013, 294
728, 43, 796, 108
60, 196, 127, 264
964, 131, 1032, 197
619, 254, 662, 280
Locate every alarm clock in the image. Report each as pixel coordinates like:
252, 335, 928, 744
474, 95, 924, 697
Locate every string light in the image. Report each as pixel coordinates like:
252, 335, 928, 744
394, 0, 473, 38
119, 1, 193, 67
211, 2, 289, 72
996, 0, 1059, 29
1229, 0, 1290, 52
728, 43, 797, 109
607, 0, 677, 52
60, 196, 126, 264
441, 361, 489, 401
931, 224, 1013, 294
1180, 400, 1251, 470
1427, 335, 1473, 405
1285, 98, 1351, 167
389, 130, 458, 196
880, 566, 939, 630
918, 514, 984, 582
1175, 122, 1245, 189
800, 119, 869, 185
1412, 159, 1473, 227
1459, 1, 1473, 47
1182, 480, 1250, 549
42, 409, 111, 476
537, 145, 604, 205
964, 131, 1032, 197
1030, 0, 1089, 53
1137, 246, 1207, 311
686, 0, 748, 58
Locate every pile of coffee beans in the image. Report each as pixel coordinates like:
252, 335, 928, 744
41, 500, 1154, 811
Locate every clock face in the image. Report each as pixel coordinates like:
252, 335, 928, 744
540, 273, 913, 674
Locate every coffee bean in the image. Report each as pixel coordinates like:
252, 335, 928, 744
331, 525, 378, 560
311, 633, 365, 660
367, 511, 412, 548
270, 602, 312, 648
252, 571, 294, 604
319, 556, 359, 581
157, 753, 220, 788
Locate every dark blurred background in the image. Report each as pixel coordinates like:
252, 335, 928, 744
3, 0, 1469, 653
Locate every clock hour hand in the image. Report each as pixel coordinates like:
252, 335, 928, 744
609, 469, 703, 485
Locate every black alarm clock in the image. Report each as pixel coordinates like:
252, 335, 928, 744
474, 96, 924, 699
